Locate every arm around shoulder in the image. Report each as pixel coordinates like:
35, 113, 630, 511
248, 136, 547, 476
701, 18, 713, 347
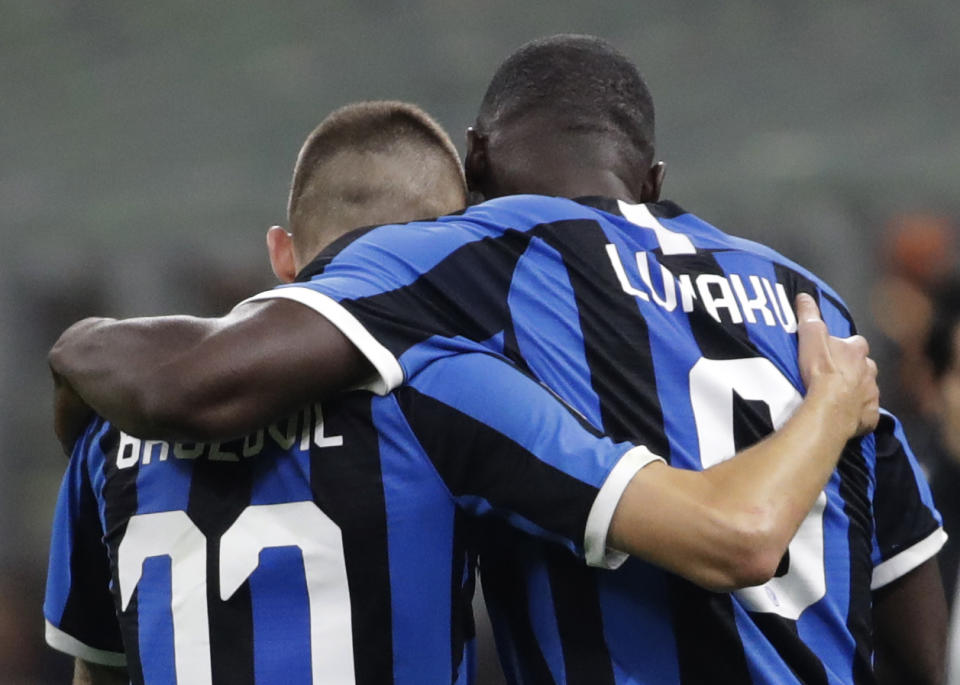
49, 299, 374, 441
606, 295, 879, 591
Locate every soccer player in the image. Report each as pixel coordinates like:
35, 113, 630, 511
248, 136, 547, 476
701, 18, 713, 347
46, 101, 877, 685
49, 37, 941, 683
44, 102, 652, 685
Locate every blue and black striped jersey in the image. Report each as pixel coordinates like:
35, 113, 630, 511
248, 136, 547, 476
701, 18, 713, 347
44, 351, 655, 684
248, 194, 946, 684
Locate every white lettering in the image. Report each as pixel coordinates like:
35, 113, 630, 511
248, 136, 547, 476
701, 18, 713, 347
774, 283, 798, 333
730, 275, 775, 326
117, 432, 141, 469
313, 404, 344, 448
635, 252, 677, 311
242, 430, 264, 458
268, 417, 298, 450
208, 442, 238, 462
300, 406, 312, 450
678, 274, 698, 312
174, 442, 203, 460
142, 440, 169, 465
604, 241, 806, 336
696, 275, 744, 324
762, 279, 798, 333
606, 244, 649, 301
117, 405, 344, 469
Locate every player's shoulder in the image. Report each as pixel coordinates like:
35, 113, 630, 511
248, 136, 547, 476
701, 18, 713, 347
655, 201, 848, 306
462, 194, 599, 228
61, 415, 113, 497
71, 415, 111, 459
294, 212, 492, 283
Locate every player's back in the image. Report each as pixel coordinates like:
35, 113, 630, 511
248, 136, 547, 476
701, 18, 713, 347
468, 195, 939, 684
44, 393, 477, 685
250, 193, 943, 683
46, 342, 649, 685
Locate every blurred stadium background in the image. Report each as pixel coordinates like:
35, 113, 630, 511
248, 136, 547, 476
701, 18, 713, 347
3, 1, 959, 680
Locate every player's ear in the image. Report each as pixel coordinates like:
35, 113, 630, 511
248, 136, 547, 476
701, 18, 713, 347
266, 226, 297, 283
465, 127, 489, 204
641, 161, 666, 203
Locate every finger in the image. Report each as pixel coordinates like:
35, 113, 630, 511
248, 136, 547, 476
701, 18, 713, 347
795, 294, 830, 358
831, 337, 867, 363
795, 293, 822, 324
848, 334, 870, 356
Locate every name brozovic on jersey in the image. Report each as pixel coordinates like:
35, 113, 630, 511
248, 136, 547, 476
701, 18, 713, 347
45, 350, 655, 684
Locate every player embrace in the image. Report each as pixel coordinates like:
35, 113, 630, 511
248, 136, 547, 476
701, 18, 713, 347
47, 35, 944, 685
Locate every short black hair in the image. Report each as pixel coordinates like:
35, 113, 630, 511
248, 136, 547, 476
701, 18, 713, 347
925, 276, 960, 378
288, 101, 466, 258
289, 100, 462, 221
476, 34, 656, 166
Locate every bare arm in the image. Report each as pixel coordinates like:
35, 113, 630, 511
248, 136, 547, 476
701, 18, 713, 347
73, 659, 128, 685
608, 294, 879, 590
48, 299, 373, 441
52, 374, 94, 455
873, 558, 947, 685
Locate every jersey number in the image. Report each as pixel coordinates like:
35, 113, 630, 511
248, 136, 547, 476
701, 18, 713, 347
689, 357, 827, 620
117, 502, 355, 684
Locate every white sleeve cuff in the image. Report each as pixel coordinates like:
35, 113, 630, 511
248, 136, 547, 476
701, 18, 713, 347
238, 287, 404, 395
584, 446, 666, 569
871, 527, 948, 590
45, 620, 127, 667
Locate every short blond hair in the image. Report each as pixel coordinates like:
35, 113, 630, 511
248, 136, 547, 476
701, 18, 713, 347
288, 101, 466, 260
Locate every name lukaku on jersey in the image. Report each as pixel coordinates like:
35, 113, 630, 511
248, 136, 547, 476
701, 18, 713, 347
606, 244, 798, 333
114, 403, 344, 469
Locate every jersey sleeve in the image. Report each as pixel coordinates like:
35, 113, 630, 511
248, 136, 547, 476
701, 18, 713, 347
870, 410, 947, 589
390, 352, 663, 569
238, 217, 522, 396
44, 419, 126, 667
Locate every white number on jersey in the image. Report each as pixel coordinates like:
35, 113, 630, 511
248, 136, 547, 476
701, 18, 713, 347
117, 502, 355, 683
689, 357, 827, 620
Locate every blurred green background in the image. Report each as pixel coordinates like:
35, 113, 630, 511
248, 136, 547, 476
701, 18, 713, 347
3, 1, 958, 680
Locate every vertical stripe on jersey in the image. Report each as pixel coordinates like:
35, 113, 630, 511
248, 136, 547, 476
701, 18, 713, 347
477, 523, 561, 685
451, 514, 476, 682
873, 414, 941, 560
248, 546, 312, 679
771, 263, 818, 328
185, 449, 257, 684
312, 397, 393, 685
536, 219, 754, 682
374, 393, 456, 684
596, 560, 681, 683
507, 236, 605, 430
533, 219, 668, 454
541, 546, 615, 685
98, 427, 146, 685
243, 426, 316, 681
136, 558, 176, 682
802, 278, 877, 683
750, 613, 828, 684
57, 449, 125, 655
669, 579, 751, 684
653, 247, 760, 683
838, 439, 878, 685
